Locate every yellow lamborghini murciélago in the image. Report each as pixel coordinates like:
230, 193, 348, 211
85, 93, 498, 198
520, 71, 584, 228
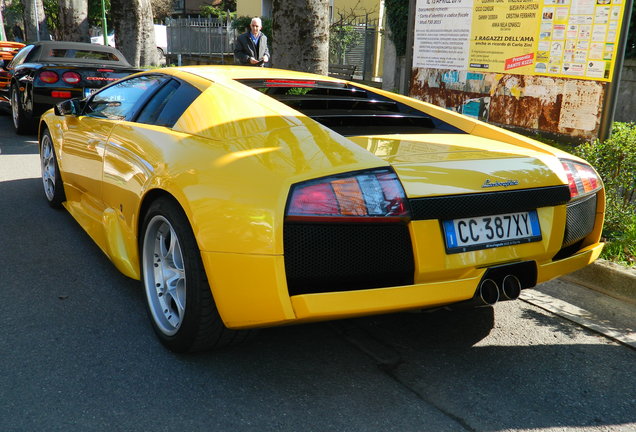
38, 66, 604, 352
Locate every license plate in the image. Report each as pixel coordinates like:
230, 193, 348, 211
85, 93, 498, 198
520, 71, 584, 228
443, 210, 541, 254
83, 87, 98, 98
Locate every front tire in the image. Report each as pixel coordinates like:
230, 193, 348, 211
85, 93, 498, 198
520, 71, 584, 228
40, 128, 66, 208
140, 197, 247, 352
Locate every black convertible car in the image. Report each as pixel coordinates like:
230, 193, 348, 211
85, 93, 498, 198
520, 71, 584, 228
0, 40, 140, 134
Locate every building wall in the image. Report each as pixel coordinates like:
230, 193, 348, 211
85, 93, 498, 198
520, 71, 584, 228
616, 59, 636, 123
237, 0, 262, 17
237, 0, 382, 20
333, 0, 381, 20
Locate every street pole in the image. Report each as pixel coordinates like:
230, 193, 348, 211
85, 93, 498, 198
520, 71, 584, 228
402, 0, 416, 95
33, 0, 40, 41
598, 0, 633, 142
101, 0, 109, 46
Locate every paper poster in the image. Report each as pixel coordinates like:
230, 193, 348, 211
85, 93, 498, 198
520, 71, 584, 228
412, 0, 627, 81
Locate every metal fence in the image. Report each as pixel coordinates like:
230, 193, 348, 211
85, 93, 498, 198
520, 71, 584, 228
330, 18, 379, 80
165, 17, 235, 55
165, 16, 380, 79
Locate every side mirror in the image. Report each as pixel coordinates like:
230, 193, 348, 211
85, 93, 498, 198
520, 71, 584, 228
54, 98, 82, 116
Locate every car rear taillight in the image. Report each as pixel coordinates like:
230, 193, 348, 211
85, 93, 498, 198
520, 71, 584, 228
51, 91, 72, 98
286, 168, 410, 222
62, 71, 81, 84
266, 79, 316, 87
560, 159, 602, 200
39, 71, 58, 84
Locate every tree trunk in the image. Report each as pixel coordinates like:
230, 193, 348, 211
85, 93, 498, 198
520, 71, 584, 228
111, 0, 158, 67
22, 0, 50, 42
58, 0, 90, 42
272, 0, 330, 75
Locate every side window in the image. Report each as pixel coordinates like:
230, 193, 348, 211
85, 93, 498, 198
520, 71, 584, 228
136, 79, 200, 128
85, 75, 167, 121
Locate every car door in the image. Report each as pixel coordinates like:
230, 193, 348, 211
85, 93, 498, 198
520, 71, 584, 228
59, 74, 169, 218
101, 77, 201, 229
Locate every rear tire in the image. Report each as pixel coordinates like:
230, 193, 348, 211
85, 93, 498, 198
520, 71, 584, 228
11, 84, 34, 135
40, 128, 66, 208
140, 197, 248, 352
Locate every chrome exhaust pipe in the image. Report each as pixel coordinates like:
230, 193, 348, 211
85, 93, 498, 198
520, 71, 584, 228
500, 275, 522, 300
478, 278, 500, 305
449, 277, 500, 310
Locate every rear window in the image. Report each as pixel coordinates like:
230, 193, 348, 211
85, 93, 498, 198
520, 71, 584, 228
47, 48, 121, 62
237, 79, 463, 136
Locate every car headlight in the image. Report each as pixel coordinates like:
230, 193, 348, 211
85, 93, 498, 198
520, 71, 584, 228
560, 159, 603, 200
285, 168, 410, 222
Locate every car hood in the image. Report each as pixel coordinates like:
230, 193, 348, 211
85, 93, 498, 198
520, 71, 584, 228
347, 134, 567, 197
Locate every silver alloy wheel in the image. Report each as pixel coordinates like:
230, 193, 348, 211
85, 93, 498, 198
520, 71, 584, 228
11, 89, 20, 129
142, 215, 187, 336
40, 134, 56, 201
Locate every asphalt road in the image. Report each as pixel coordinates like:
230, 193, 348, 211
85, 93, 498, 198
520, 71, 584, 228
1, 112, 634, 431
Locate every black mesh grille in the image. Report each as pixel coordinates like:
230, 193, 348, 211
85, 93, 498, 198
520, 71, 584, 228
562, 193, 597, 247
284, 223, 414, 296
409, 186, 571, 220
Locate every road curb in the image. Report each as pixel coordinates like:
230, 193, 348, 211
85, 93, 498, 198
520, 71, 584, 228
561, 259, 636, 304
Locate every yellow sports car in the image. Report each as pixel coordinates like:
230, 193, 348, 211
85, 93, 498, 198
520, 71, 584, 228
38, 66, 604, 352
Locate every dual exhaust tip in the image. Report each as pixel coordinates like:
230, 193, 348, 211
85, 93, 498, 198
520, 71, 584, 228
477, 275, 522, 305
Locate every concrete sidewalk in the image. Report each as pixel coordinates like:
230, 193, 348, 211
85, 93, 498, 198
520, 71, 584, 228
562, 259, 636, 304
521, 259, 636, 349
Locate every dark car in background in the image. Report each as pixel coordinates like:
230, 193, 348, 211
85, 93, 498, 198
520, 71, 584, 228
0, 40, 140, 134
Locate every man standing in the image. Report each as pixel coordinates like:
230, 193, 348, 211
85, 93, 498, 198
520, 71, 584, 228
234, 17, 270, 67
13, 24, 24, 43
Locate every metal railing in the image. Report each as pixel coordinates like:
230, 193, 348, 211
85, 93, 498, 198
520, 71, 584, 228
330, 17, 379, 80
165, 17, 235, 55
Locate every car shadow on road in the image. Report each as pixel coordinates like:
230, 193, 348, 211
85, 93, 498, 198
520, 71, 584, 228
201, 307, 636, 431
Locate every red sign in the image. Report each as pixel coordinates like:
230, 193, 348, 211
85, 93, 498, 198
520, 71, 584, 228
504, 54, 534, 71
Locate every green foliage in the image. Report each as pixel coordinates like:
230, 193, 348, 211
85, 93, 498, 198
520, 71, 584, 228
201, 2, 237, 21
88, 0, 111, 28
384, 0, 408, 56
573, 122, 636, 265
42, 0, 59, 37
600, 214, 636, 265
285, 87, 311, 96
2, 0, 23, 38
329, 25, 362, 64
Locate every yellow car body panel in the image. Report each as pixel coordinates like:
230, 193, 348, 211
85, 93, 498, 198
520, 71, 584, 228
38, 66, 605, 330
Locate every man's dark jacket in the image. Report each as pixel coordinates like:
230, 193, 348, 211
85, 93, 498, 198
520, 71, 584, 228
234, 31, 270, 66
